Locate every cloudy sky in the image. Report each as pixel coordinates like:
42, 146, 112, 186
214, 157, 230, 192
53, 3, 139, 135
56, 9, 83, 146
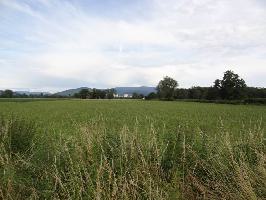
0, 0, 266, 92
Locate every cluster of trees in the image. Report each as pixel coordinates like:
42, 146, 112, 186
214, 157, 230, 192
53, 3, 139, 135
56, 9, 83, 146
74, 88, 115, 99
172, 87, 266, 100
0, 89, 54, 98
0, 90, 14, 98
0, 90, 52, 98
152, 70, 266, 101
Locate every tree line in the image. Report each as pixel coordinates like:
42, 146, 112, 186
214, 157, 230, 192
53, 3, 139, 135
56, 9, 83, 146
149, 70, 266, 103
1, 70, 266, 103
74, 88, 115, 99
0, 90, 51, 98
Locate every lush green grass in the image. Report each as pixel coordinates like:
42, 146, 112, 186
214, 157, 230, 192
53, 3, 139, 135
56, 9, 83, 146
0, 99, 264, 134
0, 99, 265, 199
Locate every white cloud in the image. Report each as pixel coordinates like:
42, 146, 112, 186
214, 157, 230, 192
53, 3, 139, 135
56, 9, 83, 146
0, 0, 266, 91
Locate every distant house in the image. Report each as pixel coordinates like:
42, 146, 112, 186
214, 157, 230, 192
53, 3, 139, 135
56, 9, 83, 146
123, 94, 132, 98
113, 93, 133, 98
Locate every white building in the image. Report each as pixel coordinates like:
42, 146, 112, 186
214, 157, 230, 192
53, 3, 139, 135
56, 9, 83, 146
113, 93, 133, 98
123, 93, 132, 98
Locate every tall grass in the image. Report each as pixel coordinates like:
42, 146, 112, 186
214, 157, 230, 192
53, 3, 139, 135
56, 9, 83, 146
0, 115, 265, 199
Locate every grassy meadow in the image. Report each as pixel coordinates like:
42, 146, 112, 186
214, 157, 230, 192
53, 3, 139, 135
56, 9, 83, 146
0, 99, 265, 199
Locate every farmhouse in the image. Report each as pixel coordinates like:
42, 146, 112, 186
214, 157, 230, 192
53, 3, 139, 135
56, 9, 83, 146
114, 93, 133, 98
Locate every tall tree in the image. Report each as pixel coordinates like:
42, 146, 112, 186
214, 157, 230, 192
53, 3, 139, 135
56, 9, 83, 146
216, 70, 247, 100
156, 76, 178, 100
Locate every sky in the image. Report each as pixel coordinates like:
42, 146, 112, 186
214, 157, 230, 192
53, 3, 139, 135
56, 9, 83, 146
0, 0, 266, 92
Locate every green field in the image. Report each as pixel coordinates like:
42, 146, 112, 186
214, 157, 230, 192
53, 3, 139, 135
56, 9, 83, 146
0, 100, 265, 199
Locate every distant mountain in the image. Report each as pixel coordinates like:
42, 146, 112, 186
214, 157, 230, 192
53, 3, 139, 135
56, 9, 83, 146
114, 87, 156, 96
55, 86, 156, 97
54, 87, 89, 96
14, 91, 31, 95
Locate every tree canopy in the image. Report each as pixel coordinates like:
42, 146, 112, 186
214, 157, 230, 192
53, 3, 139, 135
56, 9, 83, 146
1, 90, 14, 98
215, 70, 247, 100
156, 76, 179, 100
74, 88, 115, 99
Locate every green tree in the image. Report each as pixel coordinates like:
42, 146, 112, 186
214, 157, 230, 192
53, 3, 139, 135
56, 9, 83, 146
106, 89, 115, 99
79, 89, 89, 99
188, 87, 207, 99
98, 90, 106, 99
74, 92, 81, 98
156, 76, 178, 100
1, 89, 14, 98
88, 88, 106, 99
146, 92, 157, 100
217, 70, 247, 100
214, 79, 221, 89
174, 89, 189, 99
206, 87, 220, 100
